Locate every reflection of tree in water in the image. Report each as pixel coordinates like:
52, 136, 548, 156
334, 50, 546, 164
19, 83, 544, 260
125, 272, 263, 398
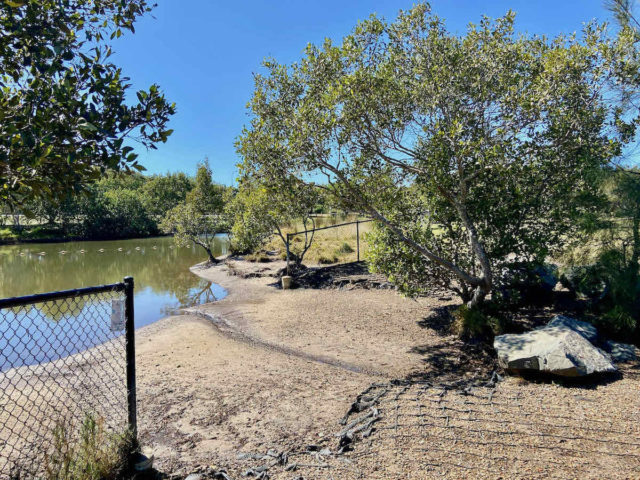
35, 298, 88, 322
159, 280, 219, 316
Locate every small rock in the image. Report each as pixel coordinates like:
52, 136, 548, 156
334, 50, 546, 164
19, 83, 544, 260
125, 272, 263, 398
185, 475, 203, 480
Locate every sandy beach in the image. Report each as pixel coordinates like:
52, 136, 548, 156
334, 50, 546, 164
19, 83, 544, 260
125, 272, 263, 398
3, 259, 638, 479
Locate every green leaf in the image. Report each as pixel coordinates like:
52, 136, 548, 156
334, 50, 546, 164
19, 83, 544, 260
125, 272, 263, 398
4, 1, 27, 7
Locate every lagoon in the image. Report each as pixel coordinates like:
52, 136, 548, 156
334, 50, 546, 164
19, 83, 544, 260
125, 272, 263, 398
0, 235, 229, 369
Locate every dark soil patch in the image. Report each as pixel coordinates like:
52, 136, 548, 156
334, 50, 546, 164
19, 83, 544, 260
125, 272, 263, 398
289, 261, 395, 290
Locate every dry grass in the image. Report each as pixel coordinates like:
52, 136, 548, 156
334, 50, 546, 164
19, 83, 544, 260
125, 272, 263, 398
263, 214, 374, 265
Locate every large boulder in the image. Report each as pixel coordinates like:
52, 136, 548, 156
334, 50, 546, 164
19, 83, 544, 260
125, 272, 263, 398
497, 262, 559, 306
494, 324, 616, 377
546, 315, 599, 343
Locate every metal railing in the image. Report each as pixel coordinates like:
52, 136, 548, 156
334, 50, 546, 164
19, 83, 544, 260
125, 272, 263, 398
285, 219, 373, 273
0, 277, 136, 478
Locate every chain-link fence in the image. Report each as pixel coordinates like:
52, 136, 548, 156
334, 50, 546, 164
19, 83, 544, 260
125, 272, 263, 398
0, 278, 136, 479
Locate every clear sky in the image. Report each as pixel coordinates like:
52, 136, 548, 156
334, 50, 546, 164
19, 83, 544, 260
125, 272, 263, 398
111, 0, 614, 185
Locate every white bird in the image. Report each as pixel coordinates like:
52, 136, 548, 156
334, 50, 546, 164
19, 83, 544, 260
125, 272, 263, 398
117, 247, 123, 251
59, 250, 67, 255
135, 246, 141, 251
98, 248, 105, 253
37, 251, 46, 256
78, 249, 86, 254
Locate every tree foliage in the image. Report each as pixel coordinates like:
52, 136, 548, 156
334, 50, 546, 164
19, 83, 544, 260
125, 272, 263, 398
227, 175, 318, 264
142, 173, 193, 218
238, 3, 634, 305
160, 162, 228, 263
0, 0, 175, 208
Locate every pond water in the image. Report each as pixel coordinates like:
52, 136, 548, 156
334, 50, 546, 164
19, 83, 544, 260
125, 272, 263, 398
0, 235, 229, 370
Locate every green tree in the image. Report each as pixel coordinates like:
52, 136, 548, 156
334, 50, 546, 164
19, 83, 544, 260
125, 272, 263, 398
142, 172, 194, 218
0, 0, 175, 208
228, 175, 318, 265
187, 159, 225, 214
160, 162, 227, 263
81, 187, 156, 239
609, 168, 640, 266
238, 4, 630, 306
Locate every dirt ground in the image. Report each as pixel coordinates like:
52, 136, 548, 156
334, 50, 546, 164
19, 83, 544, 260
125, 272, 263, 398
132, 260, 640, 479
135, 260, 463, 476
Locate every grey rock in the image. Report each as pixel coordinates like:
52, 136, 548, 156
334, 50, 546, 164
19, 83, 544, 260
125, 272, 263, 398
546, 315, 599, 343
185, 475, 203, 480
603, 340, 638, 363
494, 325, 616, 377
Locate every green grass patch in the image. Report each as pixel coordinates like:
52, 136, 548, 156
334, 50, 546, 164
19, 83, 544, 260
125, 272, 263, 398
42, 413, 137, 480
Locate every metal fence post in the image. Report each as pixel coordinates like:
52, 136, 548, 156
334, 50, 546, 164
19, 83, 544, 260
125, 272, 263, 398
286, 233, 291, 276
124, 276, 137, 437
356, 220, 360, 262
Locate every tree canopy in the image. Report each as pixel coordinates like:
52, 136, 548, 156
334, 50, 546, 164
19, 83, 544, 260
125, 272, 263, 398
160, 161, 228, 263
0, 0, 175, 208
237, 3, 636, 305
227, 175, 319, 264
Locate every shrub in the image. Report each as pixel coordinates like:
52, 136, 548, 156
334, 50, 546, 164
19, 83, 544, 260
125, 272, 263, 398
336, 242, 354, 254
559, 265, 606, 300
318, 255, 338, 264
451, 305, 505, 340
245, 252, 271, 263
43, 413, 136, 480
561, 249, 639, 340
596, 305, 637, 338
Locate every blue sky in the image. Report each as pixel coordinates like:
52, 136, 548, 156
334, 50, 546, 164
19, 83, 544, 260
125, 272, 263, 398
112, 0, 613, 185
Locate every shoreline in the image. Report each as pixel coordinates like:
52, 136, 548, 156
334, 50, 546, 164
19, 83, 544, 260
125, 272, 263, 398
0, 232, 174, 246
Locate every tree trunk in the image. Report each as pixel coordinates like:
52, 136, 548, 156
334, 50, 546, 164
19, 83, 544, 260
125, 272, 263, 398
455, 202, 493, 308
194, 238, 217, 264
205, 247, 217, 264
467, 284, 490, 308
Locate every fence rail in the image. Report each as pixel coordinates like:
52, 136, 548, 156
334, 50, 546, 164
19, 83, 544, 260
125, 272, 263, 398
0, 278, 136, 479
285, 219, 373, 273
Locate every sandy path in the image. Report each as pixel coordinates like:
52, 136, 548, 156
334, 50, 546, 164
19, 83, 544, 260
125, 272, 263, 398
192, 262, 456, 380
135, 315, 368, 474
134, 261, 457, 475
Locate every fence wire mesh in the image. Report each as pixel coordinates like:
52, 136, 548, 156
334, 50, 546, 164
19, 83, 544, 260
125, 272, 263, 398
0, 285, 130, 479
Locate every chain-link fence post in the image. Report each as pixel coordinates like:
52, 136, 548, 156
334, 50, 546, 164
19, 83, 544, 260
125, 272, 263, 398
124, 276, 137, 437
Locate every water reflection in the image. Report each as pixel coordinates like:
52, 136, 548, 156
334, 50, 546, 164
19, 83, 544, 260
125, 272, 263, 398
0, 236, 228, 369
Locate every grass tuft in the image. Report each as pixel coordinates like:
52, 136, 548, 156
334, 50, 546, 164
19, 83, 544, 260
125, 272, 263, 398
43, 412, 137, 480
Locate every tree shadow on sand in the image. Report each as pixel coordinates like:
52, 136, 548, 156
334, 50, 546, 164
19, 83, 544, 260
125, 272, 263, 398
407, 305, 498, 388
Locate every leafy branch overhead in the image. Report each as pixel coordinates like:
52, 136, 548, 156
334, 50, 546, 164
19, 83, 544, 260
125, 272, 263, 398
0, 0, 175, 207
